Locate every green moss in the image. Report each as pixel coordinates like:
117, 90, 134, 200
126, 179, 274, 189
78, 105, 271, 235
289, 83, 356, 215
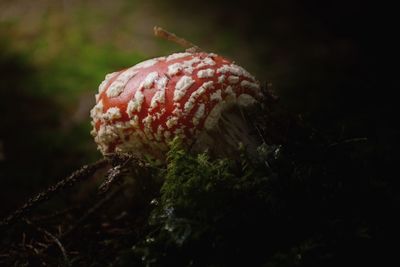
123, 130, 396, 267
129, 139, 276, 266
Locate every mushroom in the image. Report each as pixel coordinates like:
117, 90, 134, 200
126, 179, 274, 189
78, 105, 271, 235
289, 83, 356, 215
90, 52, 262, 160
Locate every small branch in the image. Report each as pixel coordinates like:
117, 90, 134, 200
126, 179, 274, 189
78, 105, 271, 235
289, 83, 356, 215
328, 137, 369, 148
59, 187, 123, 240
31, 207, 77, 223
98, 155, 134, 194
153, 26, 201, 52
24, 219, 71, 267
0, 158, 109, 229
25, 187, 122, 262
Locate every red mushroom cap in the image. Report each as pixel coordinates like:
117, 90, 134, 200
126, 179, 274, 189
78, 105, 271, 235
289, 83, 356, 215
90, 52, 262, 159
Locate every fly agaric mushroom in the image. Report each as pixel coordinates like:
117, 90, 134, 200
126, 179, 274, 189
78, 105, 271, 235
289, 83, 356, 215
90, 52, 262, 160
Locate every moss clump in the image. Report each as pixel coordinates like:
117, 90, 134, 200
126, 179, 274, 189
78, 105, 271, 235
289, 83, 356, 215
124, 134, 396, 267
131, 139, 275, 266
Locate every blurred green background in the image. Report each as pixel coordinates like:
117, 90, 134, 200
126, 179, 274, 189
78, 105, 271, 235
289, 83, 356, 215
0, 0, 397, 216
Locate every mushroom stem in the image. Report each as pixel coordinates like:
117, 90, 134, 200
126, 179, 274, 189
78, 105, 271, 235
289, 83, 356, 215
153, 26, 201, 52
191, 106, 261, 160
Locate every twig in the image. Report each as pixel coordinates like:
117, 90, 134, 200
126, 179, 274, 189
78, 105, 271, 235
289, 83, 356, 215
98, 156, 134, 194
27, 187, 123, 262
59, 187, 123, 240
24, 219, 71, 267
0, 158, 109, 228
31, 207, 77, 222
328, 137, 368, 148
153, 26, 201, 52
